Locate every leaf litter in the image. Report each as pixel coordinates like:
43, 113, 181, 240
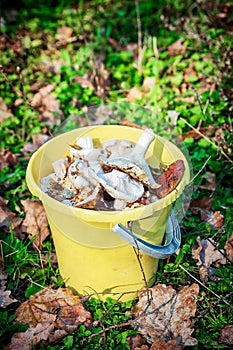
192, 237, 226, 283
6, 288, 92, 350
133, 283, 199, 347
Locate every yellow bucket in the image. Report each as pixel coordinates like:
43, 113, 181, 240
26, 125, 190, 300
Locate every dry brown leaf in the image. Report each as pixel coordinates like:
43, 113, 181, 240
22, 134, 51, 153
0, 97, 13, 123
126, 334, 146, 349
0, 197, 23, 234
192, 237, 226, 282
178, 125, 217, 141
219, 324, 233, 345
31, 84, 63, 126
167, 39, 186, 56
21, 200, 50, 250
200, 172, 217, 191
15, 287, 92, 328
6, 323, 54, 350
203, 210, 224, 228
55, 26, 73, 41
126, 87, 143, 102
224, 232, 233, 262
183, 61, 198, 82
189, 197, 214, 213
73, 73, 94, 89
0, 149, 19, 170
0, 290, 18, 308
150, 339, 182, 350
0, 270, 18, 308
189, 198, 223, 228
142, 77, 156, 94
133, 283, 199, 347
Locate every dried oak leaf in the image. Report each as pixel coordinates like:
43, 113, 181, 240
192, 237, 226, 282
219, 324, 233, 345
15, 287, 92, 329
0, 97, 13, 123
0, 270, 17, 307
0, 197, 22, 234
167, 39, 186, 56
21, 200, 50, 250
22, 133, 51, 153
30, 83, 63, 126
224, 232, 233, 262
0, 148, 19, 170
5, 323, 54, 350
133, 283, 199, 347
126, 87, 143, 102
150, 339, 182, 350
0, 269, 18, 308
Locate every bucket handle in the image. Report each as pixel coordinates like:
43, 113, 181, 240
112, 211, 181, 259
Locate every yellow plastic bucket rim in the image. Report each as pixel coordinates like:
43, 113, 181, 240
26, 125, 190, 223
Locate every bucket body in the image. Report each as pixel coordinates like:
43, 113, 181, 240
26, 125, 190, 300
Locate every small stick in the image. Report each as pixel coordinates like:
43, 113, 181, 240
80, 321, 132, 344
180, 117, 233, 164
178, 264, 233, 308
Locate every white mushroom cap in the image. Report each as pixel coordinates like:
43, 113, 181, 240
97, 169, 144, 202
52, 158, 68, 179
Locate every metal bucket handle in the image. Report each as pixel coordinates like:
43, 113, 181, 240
112, 211, 181, 259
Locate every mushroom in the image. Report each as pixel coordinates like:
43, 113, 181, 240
102, 139, 133, 158
52, 158, 68, 179
63, 184, 102, 208
70, 136, 102, 161
96, 169, 144, 203
100, 128, 160, 188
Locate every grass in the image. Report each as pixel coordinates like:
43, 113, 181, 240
0, 0, 233, 348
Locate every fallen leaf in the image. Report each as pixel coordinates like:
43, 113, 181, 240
133, 283, 199, 347
218, 324, 233, 345
189, 197, 214, 213
150, 339, 182, 350
192, 237, 226, 282
0, 149, 19, 170
0, 269, 18, 308
126, 334, 146, 349
200, 172, 217, 191
55, 26, 73, 41
126, 87, 143, 102
178, 126, 217, 141
167, 39, 186, 56
31, 84, 63, 126
21, 200, 50, 250
0, 97, 13, 123
0, 196, 23, 233
15, 288, 92, 327
224, 232, 233, 262
189, 198, 223, 228
22, 133, 51, 153
202, 210, 224, 228
73, 73, 94, 89
6, 323, 54, 350
183, 61, 198, 82
142, 77, 156, 94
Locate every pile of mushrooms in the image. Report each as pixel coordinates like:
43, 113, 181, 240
41, 129, 183, 210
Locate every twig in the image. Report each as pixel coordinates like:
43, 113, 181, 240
195, 291, 233, 322
128, 221, 152, 308
180, 117, 233, 164
190, 155, 212, 183
178, 264, 233, 308
80, 321, 132, 344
